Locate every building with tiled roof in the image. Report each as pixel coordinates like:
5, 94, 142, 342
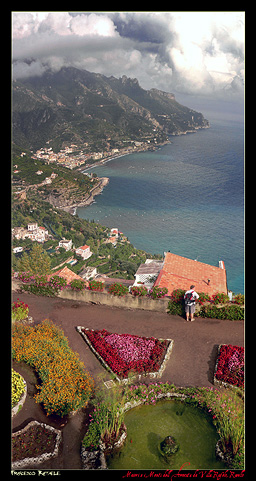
48, 266, 86, 285
75, 244, 92, 260
154, 252, 227, 297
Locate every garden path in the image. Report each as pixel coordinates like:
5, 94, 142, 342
11, 292, 244, 469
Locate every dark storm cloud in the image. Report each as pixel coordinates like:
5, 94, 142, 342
12, 12, 244, 99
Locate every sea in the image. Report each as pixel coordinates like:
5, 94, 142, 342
77, 105, 244, 294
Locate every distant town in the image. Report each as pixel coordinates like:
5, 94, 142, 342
31, 137, 168, 170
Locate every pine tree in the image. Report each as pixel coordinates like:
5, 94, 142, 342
17, 243, 51, 275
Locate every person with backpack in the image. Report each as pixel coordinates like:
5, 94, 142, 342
184, 285, 199, 322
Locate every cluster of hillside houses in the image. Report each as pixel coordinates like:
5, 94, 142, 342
12, 222, 228, 297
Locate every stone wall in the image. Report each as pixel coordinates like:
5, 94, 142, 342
58, 288, 170, 312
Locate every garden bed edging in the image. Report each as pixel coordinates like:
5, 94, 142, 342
12, 420, 62, 469
76, 326, 174, 384
213, 344, 244, 395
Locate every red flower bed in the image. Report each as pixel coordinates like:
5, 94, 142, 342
80, 328, 169, 379
215, 344, 244, 389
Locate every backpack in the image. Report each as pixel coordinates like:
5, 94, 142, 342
184, 291, 195, 305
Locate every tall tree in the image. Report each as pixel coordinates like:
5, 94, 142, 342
17, 243, 51, 275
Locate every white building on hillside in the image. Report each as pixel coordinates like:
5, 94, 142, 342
133, 259, 164, 290
59, 239, 73, 251
75, 244, 92, 260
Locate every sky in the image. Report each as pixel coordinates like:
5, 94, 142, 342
12, 11, 245, 113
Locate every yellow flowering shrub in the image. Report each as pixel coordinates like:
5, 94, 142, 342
12, 320, 94, 417
12, 369, 25, 408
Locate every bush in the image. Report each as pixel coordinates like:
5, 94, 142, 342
18, 272, 34, 283
22, 283, 59, 297
167, 300, 183, 316
170, 289, 185, 303
212, 293, 229, 304
199, 304, 244, 321
233, 294, 244, 305
21, 275, 67, 297
88, 280, 105, 291
69, 279, 86, 291
49, 275, 67, 290
148, 286, 168, 299
108, 283, 129, 297
12, 299, 29, 322
197, 292, 211, 304
12, 320, 94, 417
130, 285, 148, 297
167, 289, 244, 321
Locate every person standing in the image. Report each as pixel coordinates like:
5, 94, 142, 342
184, 285, 199, 322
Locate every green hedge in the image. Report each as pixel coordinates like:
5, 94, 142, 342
198, 304, 244, 321
167, 289, 244, 321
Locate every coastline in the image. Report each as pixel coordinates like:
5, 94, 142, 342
60, 177, 109, 215
79, 140, 172, 172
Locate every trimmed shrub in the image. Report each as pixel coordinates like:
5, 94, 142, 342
212, 293, 229, 305
199, 304, 244, 321
88, 280, 105, 291
130, 285, 148, 297
108, 283, 129, 297
148, 286, 168, 299
69, 279, 86, 291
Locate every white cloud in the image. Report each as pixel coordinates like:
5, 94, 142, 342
12, 11, 244, 99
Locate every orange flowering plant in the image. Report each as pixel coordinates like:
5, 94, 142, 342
12, 320, 94, 417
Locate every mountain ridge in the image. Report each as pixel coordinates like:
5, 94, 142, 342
12, 67, 209, 152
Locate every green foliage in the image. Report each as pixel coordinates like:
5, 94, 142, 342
197, 292, 211, 303
21, 275, 67, 297
12, 299, 29, 322
82, 383, 126, 451
169, 288, 185, 303
148, 286, 168, 299
167, 289, 244, 321
12, 187, 154, 280
167, 300, 184, 316
13, 68, 208, 152
130, 285, 148, 297
16, 243, 51, 275
199, 304, 244, 321
88, 280, 105, 291
69, 279, 86, 291
212, 292, 230, 304
233, 294, 244, 305
160, 436, 179, 457
193, 387, 244, 467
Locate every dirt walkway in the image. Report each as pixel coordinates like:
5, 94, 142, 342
11, 291, 244, 469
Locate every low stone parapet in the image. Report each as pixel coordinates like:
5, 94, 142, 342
58, 288, 170, 312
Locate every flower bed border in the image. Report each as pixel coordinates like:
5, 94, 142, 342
12, 420, 62, 469
76, 326, 174, 383
214, 344, 244, 392
12, 374, 27, 418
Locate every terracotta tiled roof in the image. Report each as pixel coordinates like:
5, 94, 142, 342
77, 244, 90, 250
49, 266, 86, 284
154, 252, 227, 297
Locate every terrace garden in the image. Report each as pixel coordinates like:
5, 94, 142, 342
11, 296, 244, 470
